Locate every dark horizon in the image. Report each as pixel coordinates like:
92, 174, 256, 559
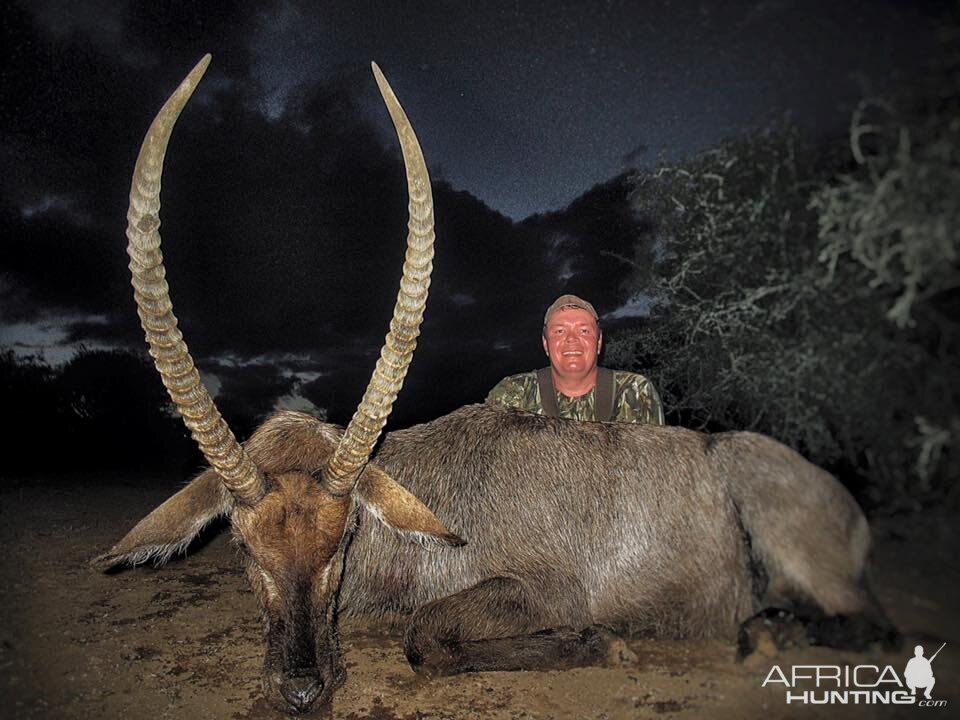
1, 0, 953, 467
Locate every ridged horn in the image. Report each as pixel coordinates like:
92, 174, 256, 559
321, 62, 435, 496
125, 55, 265, 506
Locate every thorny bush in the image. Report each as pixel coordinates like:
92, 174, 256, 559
609, 60, 958, 510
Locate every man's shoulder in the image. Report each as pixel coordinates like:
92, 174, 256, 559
485, 371, 539, 407
607, 368, 664, 425
610, 368, 647, 380
610, 368, 654, 387
490, 371, 538, 390
508, 370, 539, 383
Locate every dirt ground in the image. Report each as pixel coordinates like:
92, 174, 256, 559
1, 474, 957, 720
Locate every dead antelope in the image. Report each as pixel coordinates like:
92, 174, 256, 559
97, 56, 897, 715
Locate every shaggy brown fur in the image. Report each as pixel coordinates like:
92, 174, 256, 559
98, 404, 895, 713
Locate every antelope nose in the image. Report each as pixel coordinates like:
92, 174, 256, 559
281, 674, 322, 711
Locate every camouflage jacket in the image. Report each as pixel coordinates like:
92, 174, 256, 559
485, 369, 665, 425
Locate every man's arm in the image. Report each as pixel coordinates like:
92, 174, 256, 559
485, 372, 538, 411
613, 371, 666, 425
647, 379, 665, 425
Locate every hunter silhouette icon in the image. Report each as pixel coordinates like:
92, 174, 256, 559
904, 643, 945, 699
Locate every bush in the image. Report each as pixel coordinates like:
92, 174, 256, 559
1, 348, 198, 473
609, 89, 958, 510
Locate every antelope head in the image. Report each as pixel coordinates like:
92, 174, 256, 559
94, 56, 463, 714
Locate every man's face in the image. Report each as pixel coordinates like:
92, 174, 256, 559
542, 307, 602, 379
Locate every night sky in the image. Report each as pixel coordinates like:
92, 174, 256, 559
0, 0, 947, 430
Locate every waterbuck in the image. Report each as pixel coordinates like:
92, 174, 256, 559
97, 57, 895, 714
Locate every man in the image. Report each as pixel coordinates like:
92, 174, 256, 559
486, 294, 664, 424
904, 644, 939, 700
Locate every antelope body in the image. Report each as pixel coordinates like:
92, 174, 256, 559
98, 57, 893, 715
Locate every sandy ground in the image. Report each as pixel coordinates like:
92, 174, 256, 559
1, 474, 957, 720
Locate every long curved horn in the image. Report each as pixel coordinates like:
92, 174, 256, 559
126, 55, 265, 506
321, 63, 435, 496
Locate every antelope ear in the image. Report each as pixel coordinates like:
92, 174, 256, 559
92, 468, 233, 570
356, 464, 466, 550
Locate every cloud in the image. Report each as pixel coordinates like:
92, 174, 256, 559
604, 294, 653, 320
274, 391, 326, 419
1, 3, 659, 429
0, 314, 112, 366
